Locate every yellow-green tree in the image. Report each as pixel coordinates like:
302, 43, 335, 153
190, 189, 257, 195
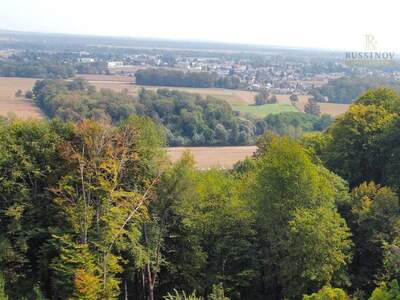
51, 117, 165, 299
303, 286, 349, 300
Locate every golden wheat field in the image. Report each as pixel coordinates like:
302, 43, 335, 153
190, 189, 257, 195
76, 74, 134, 82
318, 103, 350, 116
167, 146, 257, 169
277, 94, 350, 117
90, 81, 258, 105
0, 77, 44, 119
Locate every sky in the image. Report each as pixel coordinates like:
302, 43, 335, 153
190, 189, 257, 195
1, 0, 399, 51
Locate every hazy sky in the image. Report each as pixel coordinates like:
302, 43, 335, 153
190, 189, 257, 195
1, 0, 399, 51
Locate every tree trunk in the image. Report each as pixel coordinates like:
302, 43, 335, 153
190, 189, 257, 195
148, 285, 154, 300
124, 280, 128, 300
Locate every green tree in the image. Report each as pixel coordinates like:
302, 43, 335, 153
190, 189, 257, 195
369, 280, 400, 300
0, 120, 70, 298
153, 153, 206, 296
324, 104, 396, 187
209, 284, 229, 300
255, 90, 270, 105
356, 87, 400, 113
346, 182, 400, 293
378, 117, 400, 188
382, 235, 400, 283
25, 90, 33, 99
303, 286, 349, 300
177, 169, 257, 298
290, 94, 299, 104
163, 289, 202, 300
305, 98, 321, 116
50, 117, 165, 299
251, 136, 352, 298
156, 152, 258, 298
0, 274, 8, 300
269, 95, 278, 104
282, 207, 352, 296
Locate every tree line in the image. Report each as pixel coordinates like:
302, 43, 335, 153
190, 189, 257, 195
0, 60, 76, 79
135, 69, 242, 89
0, 52, 107, 79
262, 112, 332, 138
310, 76, 400, 104
300, 87, 400, 298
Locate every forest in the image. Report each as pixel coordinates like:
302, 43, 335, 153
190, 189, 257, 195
1, 86, 400, 299
32, 78, 330, 146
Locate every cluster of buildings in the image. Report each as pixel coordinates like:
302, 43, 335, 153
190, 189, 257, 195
75, 50, 400, 94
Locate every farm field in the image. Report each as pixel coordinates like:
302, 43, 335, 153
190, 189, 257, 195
319, 102, 350, 116
284, 94, 350, 117
89, 80, 257, 104
0, 77, 44, 119
232, 103, 298, 118
0, 76, 256, 105
77, 74, 134, 82
167, 146, 257, 169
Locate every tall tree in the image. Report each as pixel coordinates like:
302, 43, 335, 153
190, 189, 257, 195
305, 98, 321, 116
346, 182, 400, 293
324, 104, 396, 187
0, 120, 70, 298
290, 94, 299, 105
250, 136, 352, 299
255, 90, 270, 105
50, 117, 165, 299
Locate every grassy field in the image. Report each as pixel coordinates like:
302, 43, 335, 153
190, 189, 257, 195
0, 77, 44, 119
168, 146, 257, 169
232, 103, 298, 118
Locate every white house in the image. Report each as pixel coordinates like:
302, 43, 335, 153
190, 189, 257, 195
107, 61, 124, 68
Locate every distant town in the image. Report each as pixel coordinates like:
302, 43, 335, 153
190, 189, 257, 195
1, 30, 400, 101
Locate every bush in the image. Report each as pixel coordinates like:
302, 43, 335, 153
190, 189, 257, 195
303, 286, 349, 300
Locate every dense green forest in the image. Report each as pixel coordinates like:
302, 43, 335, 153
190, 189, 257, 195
310, 76, 400, 104
1, 87, 400, 299
136, 89, 255, 145
263, 112, 332, 137
32, 78, 330, 146
33, 79, 256, 146
135, 69, 242, 89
